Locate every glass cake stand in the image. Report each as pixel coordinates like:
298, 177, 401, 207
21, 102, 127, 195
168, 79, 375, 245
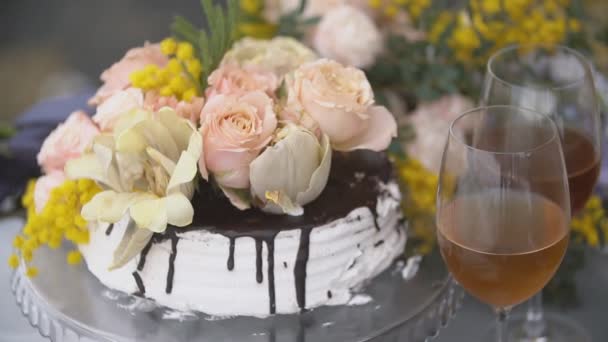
11, 245, 462, 342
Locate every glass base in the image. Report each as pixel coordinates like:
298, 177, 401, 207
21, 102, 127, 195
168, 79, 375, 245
484, 313, 591, 342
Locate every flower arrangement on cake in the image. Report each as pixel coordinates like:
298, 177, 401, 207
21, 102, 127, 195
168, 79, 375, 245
8, 0, 409, 317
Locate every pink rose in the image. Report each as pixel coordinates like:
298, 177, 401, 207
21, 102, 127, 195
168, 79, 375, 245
206, 63, 279, 99
34, 171, 66, 213
37, 111, 100, 173
88, 43, 168, 106
285, 59, 397, 151
93, 88, 144, 131
199, 91, 277, 191
405, 95, 474, 173
143, 91, 205, 125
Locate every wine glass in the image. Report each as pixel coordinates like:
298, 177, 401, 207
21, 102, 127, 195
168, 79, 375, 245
437, 105, 571, 342
483, 44, 600, 341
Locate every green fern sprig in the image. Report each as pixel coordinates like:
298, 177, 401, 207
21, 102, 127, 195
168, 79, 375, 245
171, 0, 240, 89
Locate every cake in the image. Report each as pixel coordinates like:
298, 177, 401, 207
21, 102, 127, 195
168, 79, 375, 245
80, 151, 405, 317
12, 5, 407, 319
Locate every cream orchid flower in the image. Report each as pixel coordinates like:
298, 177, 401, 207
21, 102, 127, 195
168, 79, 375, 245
66, 107, 202, 269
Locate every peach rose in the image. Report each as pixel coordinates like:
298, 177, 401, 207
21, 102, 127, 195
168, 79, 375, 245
88, 43, 168, 106
34, 171, 66, 213
144, 91, 205, 125
37, 111, 100, 173
206, 63, 279, 99
285, 59, 397, 151
199, 91, 277, 193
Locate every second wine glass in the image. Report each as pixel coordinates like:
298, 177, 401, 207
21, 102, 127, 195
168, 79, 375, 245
482, 44, 600, 341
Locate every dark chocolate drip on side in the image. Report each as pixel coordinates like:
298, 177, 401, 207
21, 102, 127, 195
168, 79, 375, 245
255, 239, 263, 283
267, 239, 276, 314
132, 271, 145, 295
105, 223, 114, 236
227, 237, 235, 271
165, 234, 179, 294
137, 238, 154, 272
294, 228, 312, 310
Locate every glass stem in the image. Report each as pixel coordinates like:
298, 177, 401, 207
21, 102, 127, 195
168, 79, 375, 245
496, 307, 510, 342
523, 292, 548, 338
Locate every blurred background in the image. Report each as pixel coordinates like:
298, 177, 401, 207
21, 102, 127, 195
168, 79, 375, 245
0, 0, 208, 123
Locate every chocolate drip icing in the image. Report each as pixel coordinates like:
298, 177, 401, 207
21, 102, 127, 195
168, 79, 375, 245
294, 228, 312, 310
137, 238, 154, 272
371, 212, 380, 231
105, 223, 114, 236
255, 239, 263, 283
165, 234, 179, 294
227, 237, 236, 271
132, 271, 145, 295
158, 151, 392, 314
267, 239, 276, 314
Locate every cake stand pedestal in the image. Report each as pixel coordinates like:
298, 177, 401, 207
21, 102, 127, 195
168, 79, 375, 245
12, 245, 462, 342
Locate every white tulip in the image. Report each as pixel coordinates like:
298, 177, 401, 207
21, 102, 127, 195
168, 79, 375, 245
250, 124, 331, 216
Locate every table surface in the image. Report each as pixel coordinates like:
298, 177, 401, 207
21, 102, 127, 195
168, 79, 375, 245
1, 216, 606, 342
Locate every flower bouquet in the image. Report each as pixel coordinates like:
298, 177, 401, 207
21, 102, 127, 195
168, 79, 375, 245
9, 0, 398, 278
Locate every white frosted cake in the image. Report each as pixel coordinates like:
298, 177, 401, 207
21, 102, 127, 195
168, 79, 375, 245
80, 151, 406, 317
16, 32, 406, 319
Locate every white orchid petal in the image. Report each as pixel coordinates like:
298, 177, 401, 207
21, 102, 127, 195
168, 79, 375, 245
114, 152, 144, 191
81, 191, 144, 223
135, 119, 180, 160
65, 154, 105, 183
165, 193, 194, 227
109, 220, 153, 271
130, 197, 168, 233
115, 128, 148, 153
147, 147, 177, 175
167, 151, 198, 194
158, 108, 195, 150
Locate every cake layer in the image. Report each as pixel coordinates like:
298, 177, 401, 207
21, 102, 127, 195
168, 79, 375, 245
79, 151, 407, 317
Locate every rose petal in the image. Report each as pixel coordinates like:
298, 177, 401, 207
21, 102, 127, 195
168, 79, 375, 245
333, 106, 397, 151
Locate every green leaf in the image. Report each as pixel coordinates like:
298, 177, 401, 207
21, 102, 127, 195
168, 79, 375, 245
172, 0, 240, 89
297, 0, 308, 15
172, 16, 199, 46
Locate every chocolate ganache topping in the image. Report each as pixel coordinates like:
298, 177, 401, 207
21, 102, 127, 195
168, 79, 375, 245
128, 150, 396, 314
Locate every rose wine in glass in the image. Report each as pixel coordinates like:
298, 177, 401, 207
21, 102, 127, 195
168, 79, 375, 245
482, 44, 600, 341
437, 106, 571, 342
438, 190, 569, 309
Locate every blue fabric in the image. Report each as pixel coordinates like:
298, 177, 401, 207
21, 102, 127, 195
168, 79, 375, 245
0, 90, 95, 203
